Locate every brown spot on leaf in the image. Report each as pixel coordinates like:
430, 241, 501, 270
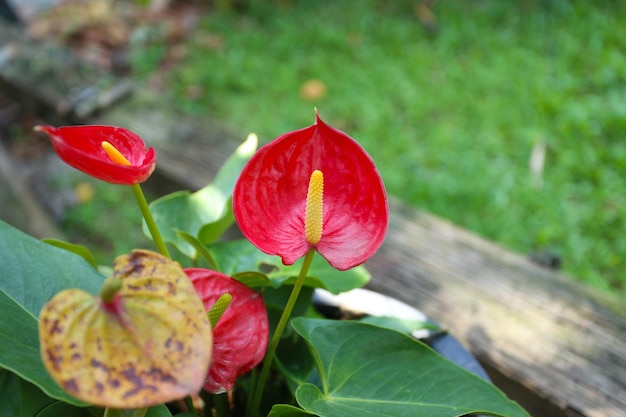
63, 378, 79, 393
91, 358, 111, 372
45, 349, 63, 371
49, 319, 63, 334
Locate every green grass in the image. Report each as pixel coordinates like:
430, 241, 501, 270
128, 0, 626, 293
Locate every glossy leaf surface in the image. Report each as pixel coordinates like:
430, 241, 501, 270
233, 113, 388, 270
186, 268, 269, 393
36, 403, 98, 417
39, 250, 213, 408
0, 220, 102, 405
35, 125, 156, 184
42, 239, 98, 268
208, 239, 370, 294
0, 370, 56, 417
146, 133, 257, 258
292, 318, 530, 417
268, 404, 315, 417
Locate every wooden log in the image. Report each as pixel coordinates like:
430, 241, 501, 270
0, 142, 64, 239
92, 89, 245, 191
0, 23, 132, 123
366, 201, 626, 417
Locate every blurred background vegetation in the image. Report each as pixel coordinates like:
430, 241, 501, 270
3, 0, 625, 295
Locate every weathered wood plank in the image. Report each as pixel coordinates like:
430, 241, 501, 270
93, 89, 244, 191
366, 201, 626, 417
0, 142, 63, 239
0, 23, 132, 122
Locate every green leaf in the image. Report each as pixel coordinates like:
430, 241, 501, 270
231, 271, 271, 288
209, 239, 370, 293
278, 256, 370, 294
175, 230, 219, 270
0, 220, 103, 316
0, 369, 57, 417
147, 404, 175, 417
275, 329, 317, 394
42, 239, 98, 268
291, 318, 531, 417
36, 402, 100, 417
0, 220, 103, 405
267, 404, 315, 417
146, 133, 257, 258
265, 285, 315, 339
197, 197, 235, 244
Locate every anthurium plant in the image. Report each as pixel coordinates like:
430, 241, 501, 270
0, 112, 531, 417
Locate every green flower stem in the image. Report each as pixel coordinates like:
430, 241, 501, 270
131, 183, 170, 258
185, 395, 197, 415
246, 248, 316, 417
103, 407, 148, 417
213, 392, 231, 417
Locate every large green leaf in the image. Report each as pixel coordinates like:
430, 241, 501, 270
36, 402, 100, 417
146, 133, 257, 258
0, 369, 57, 417
209, 239, 370, 293
291, 318, 531, 417
146, 404, 175, 417
0, 220, 104, 405
267, 404, 315, 417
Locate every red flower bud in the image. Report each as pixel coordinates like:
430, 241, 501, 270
35, 125, 156, 184
186, 268, 269, 394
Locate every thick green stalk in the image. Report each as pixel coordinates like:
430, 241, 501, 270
131, 183, 170, 258
213, 392, 231, 417
185, 395, 197, 415
246, 249, 316, 417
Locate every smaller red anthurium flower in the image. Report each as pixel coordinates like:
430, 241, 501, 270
233, 112, 389, 271
186, 268, 269, 394
35, 125, 156, 184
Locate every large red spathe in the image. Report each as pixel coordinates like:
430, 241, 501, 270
233, 113, 388, 271
186, 268, 269, 394
35, 125, 156, 184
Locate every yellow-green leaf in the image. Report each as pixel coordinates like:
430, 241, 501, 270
38, 250, 212, 408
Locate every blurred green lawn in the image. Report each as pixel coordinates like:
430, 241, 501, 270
130, 0, 626, 293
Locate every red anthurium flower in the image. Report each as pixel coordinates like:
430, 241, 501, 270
35, 125, 156, 184
186, 268, 269, 394
233, 113, 388, 271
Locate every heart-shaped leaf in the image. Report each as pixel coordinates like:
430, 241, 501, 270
39, 250, 213, 408
208, 240, 370, 293
0, 220, 103, 405
146, 133, 257, 258
291, 318, 530, 417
